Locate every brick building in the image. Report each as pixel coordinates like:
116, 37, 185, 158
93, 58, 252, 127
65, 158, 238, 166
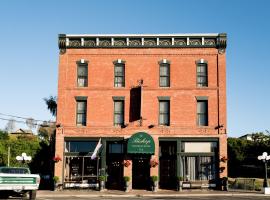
55, 33, 227, 190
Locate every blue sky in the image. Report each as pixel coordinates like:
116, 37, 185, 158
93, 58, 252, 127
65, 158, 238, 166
0, 0, 269, 137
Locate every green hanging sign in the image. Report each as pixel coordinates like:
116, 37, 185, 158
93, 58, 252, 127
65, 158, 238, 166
127, 132, 155, 154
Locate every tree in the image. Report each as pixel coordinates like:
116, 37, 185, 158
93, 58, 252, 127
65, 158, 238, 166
38, 121, 56, 144
44, 96, 57, 117
26, 118, 37, 130
4, 119, 16, 133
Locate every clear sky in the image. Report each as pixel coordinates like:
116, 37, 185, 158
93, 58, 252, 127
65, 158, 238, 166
0, 0, 269, 137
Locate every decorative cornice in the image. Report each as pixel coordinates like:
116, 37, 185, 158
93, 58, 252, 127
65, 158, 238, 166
58, 33, 227, 55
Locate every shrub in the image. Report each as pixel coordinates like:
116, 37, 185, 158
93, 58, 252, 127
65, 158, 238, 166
123, 176, 130, 182
98, 176, 106, 181
53, 176, 59, 183
151, 176, 158, 182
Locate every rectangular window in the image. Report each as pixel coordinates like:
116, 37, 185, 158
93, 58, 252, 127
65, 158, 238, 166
160, 63, 170, 87
180, 156, 216, 181
197, 63, 208, 87
197, 100, 208, 126
114, 100, 124, 126
114, 64, 125, 87
76, 100, 87, 126
159, 100, 170, 125
77, 63, 88, 87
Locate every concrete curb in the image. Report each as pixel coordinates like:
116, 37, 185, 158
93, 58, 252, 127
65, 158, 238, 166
37, 192, 270, 198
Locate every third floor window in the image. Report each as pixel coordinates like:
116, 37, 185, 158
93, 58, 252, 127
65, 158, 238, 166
114, 61, 125, 87
77, 61, 88, 87
159, 60, 170, 87
196, 60, 208, 87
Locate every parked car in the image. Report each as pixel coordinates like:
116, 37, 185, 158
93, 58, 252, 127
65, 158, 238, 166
0, 166, 40, 199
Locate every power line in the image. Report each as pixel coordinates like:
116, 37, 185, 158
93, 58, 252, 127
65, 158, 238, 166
0, 112, 48, 122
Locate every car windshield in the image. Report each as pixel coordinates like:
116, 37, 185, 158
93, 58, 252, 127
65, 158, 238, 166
0, 168, 30, 174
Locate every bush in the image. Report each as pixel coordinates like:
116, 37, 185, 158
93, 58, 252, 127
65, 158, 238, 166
177, 176, 184, 181
123, 176, 130, 182
98, 176, 106, 181
53, 176, 59, 183
151, 176, 158, 182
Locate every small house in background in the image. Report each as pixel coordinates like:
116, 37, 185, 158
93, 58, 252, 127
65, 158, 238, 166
10, 128, 33, 136
238, 134, 253, 141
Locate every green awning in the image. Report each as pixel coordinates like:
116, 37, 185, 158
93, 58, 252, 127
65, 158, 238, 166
127, 132, 155, 154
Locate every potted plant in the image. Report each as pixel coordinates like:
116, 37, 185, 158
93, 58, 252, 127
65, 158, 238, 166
122, 160, 131, 167
222, 177, 228, 191
53, 176, 60, 191
150, 158, 158, 168
151, 176, 158, 192
123, 176, 131, 192
98, 176, 106, 191
53, 155, 62, 163
177, 176, 184, 191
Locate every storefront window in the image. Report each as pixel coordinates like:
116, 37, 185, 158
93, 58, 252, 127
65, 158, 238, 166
180, 141, 218, 181
64, 156, 98, 183
180, 156, 216, 181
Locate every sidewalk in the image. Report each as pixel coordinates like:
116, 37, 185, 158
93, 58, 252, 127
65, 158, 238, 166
37, 189, 268, 198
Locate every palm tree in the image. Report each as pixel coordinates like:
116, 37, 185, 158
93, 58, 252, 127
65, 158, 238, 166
44, 96, 57, 117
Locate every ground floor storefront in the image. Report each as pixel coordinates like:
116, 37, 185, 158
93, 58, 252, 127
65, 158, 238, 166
55, 132, 227, 191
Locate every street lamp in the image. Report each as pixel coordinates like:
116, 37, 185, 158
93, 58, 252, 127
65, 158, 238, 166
258, 152, 270, 188
16, 152, 32, 164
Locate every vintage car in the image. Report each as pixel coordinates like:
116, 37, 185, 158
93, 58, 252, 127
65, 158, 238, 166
0, 166, 40, 199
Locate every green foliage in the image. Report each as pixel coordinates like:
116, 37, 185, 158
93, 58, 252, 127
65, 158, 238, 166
44, 96, 57, 117
53, 176, 60, 183
0, 130, 9, 140
228, 130, 270, 178
151, 176, 158, 182
98, 176, 106, 181
123, 176, 130, 182
177, 176, 184, 181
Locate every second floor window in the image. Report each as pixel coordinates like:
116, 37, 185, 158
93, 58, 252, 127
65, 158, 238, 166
114, 100, 124, 126
196, 61, 208, 87
197, 100, 208, 126
114, 63, 125, 87
159, 62, 170, 87
76, 99, 87, 126
77, 62, 88, 87
159, 100, 170, 126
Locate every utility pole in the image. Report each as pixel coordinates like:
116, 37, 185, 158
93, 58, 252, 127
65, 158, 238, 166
7, 146, 10, 167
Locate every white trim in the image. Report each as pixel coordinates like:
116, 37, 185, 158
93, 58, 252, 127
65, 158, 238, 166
66, 33, 219, 37
81, 38, 84, 46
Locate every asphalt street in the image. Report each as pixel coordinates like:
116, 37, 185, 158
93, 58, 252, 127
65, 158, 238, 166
33, 196, 270, 200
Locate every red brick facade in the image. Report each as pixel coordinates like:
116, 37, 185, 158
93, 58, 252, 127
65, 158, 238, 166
55, 34, 227, 190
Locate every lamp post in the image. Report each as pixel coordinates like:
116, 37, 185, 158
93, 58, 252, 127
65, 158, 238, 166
258, 152, 270, 188
16, 152, 32, 164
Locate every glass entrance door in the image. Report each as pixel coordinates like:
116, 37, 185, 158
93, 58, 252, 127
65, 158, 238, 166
132, 155, 150, 189
159, 141, 177, 189
106, 142, 124, 190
